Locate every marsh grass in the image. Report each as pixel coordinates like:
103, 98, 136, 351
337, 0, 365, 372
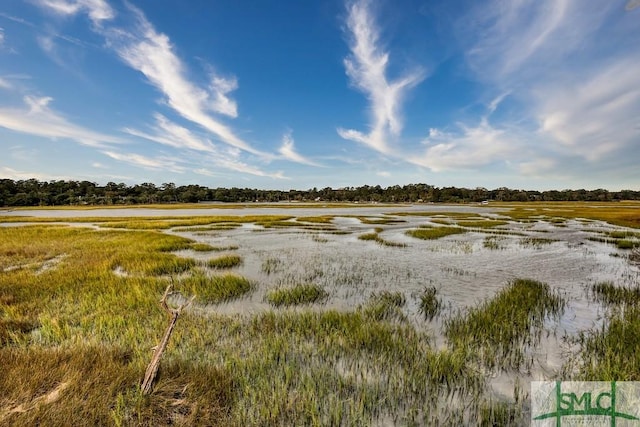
430, 218, 452, 225
575, 306, 640, 380
0, 214, 297, 230
483, 235, 507, 250
358, 231, 407, 247
477, 400, 520, 426
360, 291, 406, 321
206, 255, 243, 269
389, 211, 473, 218
592, 282, 640, 306
232, 309, 483, 425
173, 223, 242, 232
417, 286, 441, 320
616, 239, 639, 249
457, 219, 509, 228
0, 318, 39, 345
445, 279, 565, 370
190, 243, 217, 252
261, 257, 283, 274
607, 230, 640, 239
518, 237, 556, 248
310, 234, 329, 243
355, 216, 405, 225
0, 346, 234, 427
178, 273, 254, 304
503, 202, 640, 229
265, 284, 329, 307
588, 236, 639, 249
295, 216, 334, 224
406, 226, 467, 240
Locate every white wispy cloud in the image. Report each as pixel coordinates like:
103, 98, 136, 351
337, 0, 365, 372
209, 74, 238, 118
461, 0, 610, 84
35, 0, 115, 25
0, 166, 70, 181
415, 119, 520, 172
201, 156, 287, 179
0, 77, 11, 89
31, 0, 299, 180
124, 114, 285, 178
535, 56, 640, 161
338, 0, 425, 153
105, 5, 263, 156
418, 0, 640, 180
0, 95, 123, 147
102, 150, 185, 173
123, 113, 218, 153
277, 131, 320, 166
0, 27, 4, 47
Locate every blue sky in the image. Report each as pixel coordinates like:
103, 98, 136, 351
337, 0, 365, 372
0, 0, 639, 190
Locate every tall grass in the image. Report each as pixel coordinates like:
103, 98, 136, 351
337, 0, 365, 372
206, 255, 243, 269
265, 284, 329, 307
445, 279, 565, 370
358, 232, 406, 247
418, 286, 441, 320
360, 291, 406, 321
575, 306, 640, 380
406, 226, 467, 240
178, 273, 254, 304
592, 282, 640, 306
573, 281, 640, 380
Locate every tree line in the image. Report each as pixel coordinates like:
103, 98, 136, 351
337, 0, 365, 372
0, 179, 638, 207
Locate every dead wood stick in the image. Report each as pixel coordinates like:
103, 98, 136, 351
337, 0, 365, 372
141, 284, 194, 395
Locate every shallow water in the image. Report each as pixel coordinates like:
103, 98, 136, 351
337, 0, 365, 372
163, 207, 639, 403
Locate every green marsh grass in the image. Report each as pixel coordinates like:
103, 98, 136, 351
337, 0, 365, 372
190, 243, 218, 252
616, 239, 639, 249
295, 216, 335, 224
445, 279, 565, 370
261, 257, 283, 274
456, 219, 509, 228
592, 282, 640, 306
355, 216, 405, 225
173, 224, 242, 232
206, 255, 243, 269
406, 226, 467, 240
418, 286, 441, 320
501, 202, 640, 229
483, 235, 507, 250
478, 400, 520, 426
518, 237, 556, 248
178, 273, 254, 304
430, 218, 452, 225
360, 291, 406, 321
358, 232, 407, 247
574, 306, 640, 380
230, 309, 483, 425
265, 284, 329, 307
569, 273, 640, 380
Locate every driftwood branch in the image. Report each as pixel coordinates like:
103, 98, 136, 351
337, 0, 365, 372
141, 284, 195, 395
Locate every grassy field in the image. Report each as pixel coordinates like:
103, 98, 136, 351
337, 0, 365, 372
493, 201, 640, 228
1, 203, 639, 425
